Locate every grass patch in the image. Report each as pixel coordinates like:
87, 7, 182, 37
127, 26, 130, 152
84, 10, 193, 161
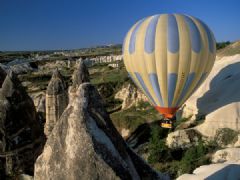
217, 41, 240, 57
89, 62, 129, 85
18, 69, 71, 93
89, 62, 131, 112
110, 101, 160, 132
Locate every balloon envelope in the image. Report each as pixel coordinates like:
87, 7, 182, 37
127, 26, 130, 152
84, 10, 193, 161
123, 14, 216, 118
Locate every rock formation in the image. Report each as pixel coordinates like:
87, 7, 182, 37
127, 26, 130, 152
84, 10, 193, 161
33, 92, 46, 114
233, 134, 240, 147
177, 162, 240, 180
38, 60, 68, 73
10, 63, 35, 74
1, 60, 36, 75
32, 92, 46, 124
85, 55, 123, 67
68, 60, 90, 102
0, 69, 44, 177
45, 69, 68, 137
115, 83, 148, 109
212, 148, 240, 163
181, 56, 240, 137
166, 129, 201, 149
196, 103, 240, 137
18, 174, 34, 180
35, 82, 168, 179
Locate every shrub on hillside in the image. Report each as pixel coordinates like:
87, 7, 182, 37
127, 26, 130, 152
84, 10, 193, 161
178, 141, 210, 174
148, 125, 171, 163
214, 128, 238, 146
216, 41, 231, 50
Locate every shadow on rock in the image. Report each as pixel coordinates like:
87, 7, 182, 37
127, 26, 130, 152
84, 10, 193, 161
197, 62, 240, 116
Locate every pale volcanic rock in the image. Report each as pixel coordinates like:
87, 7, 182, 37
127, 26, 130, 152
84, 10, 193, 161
233, 135, 240, 147
196, 103, 240, 137
10, 63, 35, 74
68, 60, 90, 102
121, 128, 131, 139
45, 69, 68, 137
38, 60, 68, 73
37, 94, 46, 115
71, 60, 90, 89
34, 82, 167, 180
32, 92, 46, 124
216, 54, 240, 61
115, 83, 148, 109
1, 60, 38, 75
181, 57, 240, 137
166, 129, 201, 149
32, 92, 46, 114
212, 148, 240, 163
18, 174, 34, 180
177, 162, 240, 180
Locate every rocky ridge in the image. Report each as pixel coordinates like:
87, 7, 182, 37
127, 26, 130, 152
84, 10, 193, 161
34, 62, 167, 180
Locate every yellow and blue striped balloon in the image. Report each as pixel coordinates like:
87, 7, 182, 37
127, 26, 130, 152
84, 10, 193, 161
123, 14, 216, 118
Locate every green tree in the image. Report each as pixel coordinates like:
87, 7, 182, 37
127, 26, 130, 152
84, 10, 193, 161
148, 126, 170, 163
179, 141, 208, 174
216, 41, 231, 50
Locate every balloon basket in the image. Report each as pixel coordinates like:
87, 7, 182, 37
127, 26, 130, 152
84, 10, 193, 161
160, 117, 176, 129
160, 119, 173, 129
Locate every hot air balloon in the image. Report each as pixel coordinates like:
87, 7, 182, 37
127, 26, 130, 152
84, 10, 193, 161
123, 14, 216, 128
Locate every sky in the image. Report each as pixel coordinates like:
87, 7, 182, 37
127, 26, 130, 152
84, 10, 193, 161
0, 0, 240, 51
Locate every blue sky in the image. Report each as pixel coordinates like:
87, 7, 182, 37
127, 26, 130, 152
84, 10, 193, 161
0, 0, 239, 51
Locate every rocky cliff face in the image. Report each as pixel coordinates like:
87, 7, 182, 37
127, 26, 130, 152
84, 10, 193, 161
45, 70, 68, 137
35, 81, 167, 179
115, 83, 148, 109
0, 69, 44, 177
181, 56, 240, 137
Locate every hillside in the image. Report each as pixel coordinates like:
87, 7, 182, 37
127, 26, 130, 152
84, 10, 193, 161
217, 41, 240, 58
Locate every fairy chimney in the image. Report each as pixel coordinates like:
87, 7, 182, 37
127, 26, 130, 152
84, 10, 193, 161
68, 60, 89, 102
45, 69, 68, 137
